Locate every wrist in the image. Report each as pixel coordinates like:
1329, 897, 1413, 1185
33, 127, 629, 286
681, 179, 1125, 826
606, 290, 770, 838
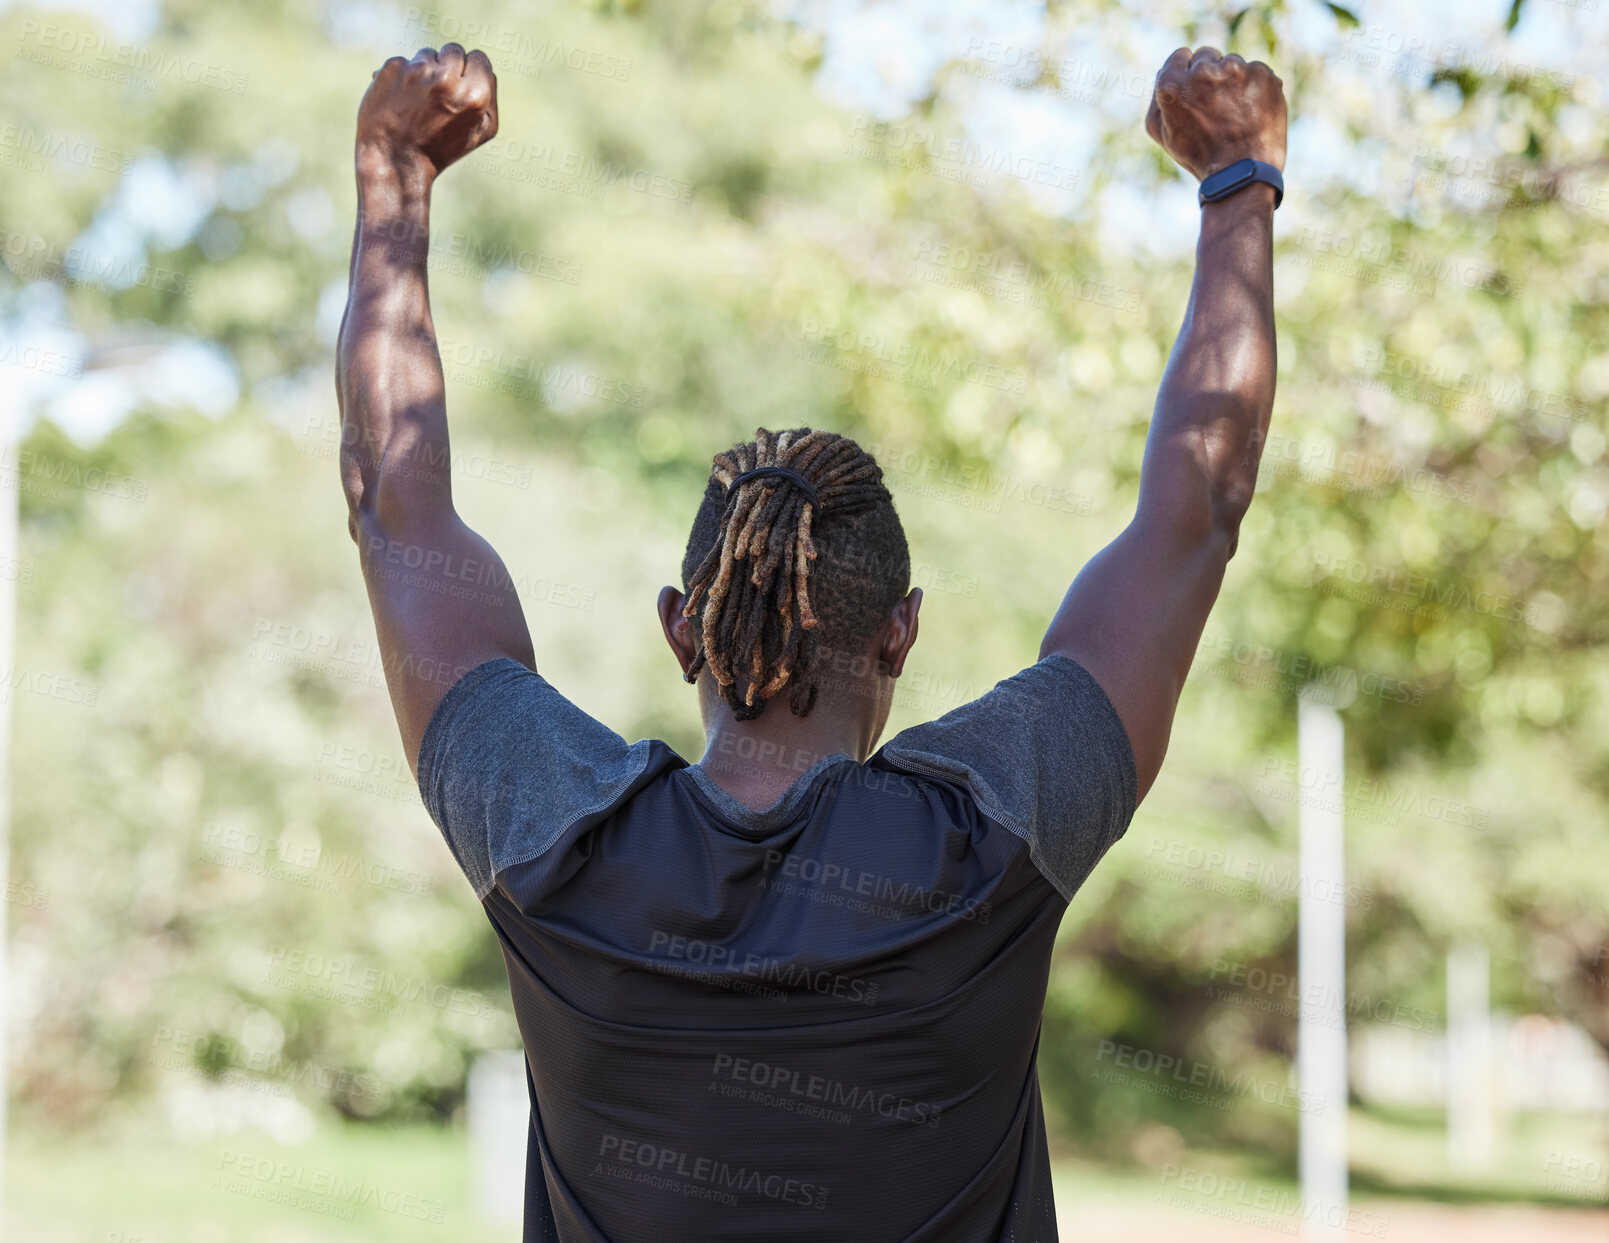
1199, 155, 1282, 180
1198, 156, 1282, 210
1200, 180, 1277, 214
355, 142, 436, 198
355, 147, 433, 248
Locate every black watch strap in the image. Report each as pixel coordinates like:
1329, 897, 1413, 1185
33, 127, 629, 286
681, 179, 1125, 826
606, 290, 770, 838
1199, 158, 1283, 209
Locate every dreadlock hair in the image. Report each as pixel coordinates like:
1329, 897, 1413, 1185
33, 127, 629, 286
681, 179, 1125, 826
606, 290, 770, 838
680, 428, 909, 721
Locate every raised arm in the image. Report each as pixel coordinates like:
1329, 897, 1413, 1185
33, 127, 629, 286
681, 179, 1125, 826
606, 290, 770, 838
337, 44, 534, 771
1041, 46, 1287, 801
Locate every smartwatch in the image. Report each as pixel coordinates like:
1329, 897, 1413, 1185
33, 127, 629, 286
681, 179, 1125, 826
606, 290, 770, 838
1199, 158, 1283, 209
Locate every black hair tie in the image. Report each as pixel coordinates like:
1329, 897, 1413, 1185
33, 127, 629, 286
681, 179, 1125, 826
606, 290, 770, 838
728, 466, 820, 510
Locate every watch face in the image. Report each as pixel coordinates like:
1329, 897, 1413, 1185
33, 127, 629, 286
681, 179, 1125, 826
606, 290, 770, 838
1206, 159, 1256, 198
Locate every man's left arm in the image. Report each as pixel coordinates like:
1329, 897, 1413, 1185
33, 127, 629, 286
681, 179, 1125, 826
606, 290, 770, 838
336, 44, 534, 773
1042, 47, 1285, 802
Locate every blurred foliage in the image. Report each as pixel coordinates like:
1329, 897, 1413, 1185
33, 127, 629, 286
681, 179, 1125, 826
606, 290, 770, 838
2, 0, 1607, 1180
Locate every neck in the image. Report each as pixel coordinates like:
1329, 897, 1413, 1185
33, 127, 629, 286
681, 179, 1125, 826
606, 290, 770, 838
695, 684, 883, 807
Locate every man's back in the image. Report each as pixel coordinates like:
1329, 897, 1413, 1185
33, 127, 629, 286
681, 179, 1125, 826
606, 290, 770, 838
418, 655, 1136, 1241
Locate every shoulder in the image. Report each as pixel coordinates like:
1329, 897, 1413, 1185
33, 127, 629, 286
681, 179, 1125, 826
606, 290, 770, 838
874, 654, 1138, 900
417, 658, 671, 898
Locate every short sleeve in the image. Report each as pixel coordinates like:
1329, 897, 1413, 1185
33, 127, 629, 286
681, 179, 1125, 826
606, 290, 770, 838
416, 658, 657, 900
874, 653, 1138, 901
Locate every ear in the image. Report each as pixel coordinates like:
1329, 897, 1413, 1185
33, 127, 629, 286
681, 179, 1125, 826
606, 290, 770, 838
658, 586, 699, 678
879, 588, 922, 678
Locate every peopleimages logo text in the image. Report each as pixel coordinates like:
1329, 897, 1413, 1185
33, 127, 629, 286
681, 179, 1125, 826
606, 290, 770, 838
597, 1134, 829, 1209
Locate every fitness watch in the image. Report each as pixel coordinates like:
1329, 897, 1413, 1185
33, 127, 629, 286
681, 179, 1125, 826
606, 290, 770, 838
1198, 158, 1283, 209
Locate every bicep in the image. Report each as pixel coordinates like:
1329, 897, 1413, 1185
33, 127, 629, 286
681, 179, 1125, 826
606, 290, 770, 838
1040, 511, 1234, 803
354, 509, 535, 771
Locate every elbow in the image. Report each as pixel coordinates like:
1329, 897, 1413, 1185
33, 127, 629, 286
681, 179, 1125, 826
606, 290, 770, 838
339, 444, 375, 536
1146, 482, 1253, 571
343, 479, 380, 557
1212, 479, 1256, 552
334, 368, 371, 531
1147, 471, 1256, 556
1203, 483, 1254, 565
341, 472, 402, 545
1151, 398, 1267, 555
343, 479, 402, 566
336, 425, 407, 538
338, 438, 398, 554
340, 445, 450, 557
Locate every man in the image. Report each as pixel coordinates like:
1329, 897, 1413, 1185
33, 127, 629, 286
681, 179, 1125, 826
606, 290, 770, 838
337, 40, 1284, 1243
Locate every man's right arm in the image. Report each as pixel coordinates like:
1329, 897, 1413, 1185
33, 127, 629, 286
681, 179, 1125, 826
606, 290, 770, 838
1042, 46, 1287, 802
337, 46, 536, 773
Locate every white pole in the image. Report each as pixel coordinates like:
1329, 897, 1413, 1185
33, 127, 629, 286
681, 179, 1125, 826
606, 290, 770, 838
0, 405, 17, 1211
1298, 694, 1348, 1240
1446, 942, 1493, 1170
468, 1050, 528, 1225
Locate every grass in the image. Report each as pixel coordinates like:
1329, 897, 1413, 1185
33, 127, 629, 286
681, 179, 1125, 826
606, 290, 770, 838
1347, 1104, 1609, 1205
7, 1108, 1605, 1240
6, 1121, 519, 1243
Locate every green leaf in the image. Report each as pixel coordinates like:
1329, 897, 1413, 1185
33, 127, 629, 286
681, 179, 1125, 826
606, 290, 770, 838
1323, 2, 1361, 27
1505, 0, 1525, 31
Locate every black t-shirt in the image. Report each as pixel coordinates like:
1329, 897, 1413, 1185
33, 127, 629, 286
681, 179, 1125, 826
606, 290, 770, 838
418, 653, 1137, 1242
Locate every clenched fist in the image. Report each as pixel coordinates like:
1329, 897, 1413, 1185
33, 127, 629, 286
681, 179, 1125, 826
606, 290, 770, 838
1146, 47, 1285, 182
355, 44, 498, 179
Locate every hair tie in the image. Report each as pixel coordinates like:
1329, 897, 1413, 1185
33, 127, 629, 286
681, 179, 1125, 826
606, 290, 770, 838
728, 466, 820, 510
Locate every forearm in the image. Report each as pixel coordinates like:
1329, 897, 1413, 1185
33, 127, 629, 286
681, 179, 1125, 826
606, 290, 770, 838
1140, 183, 1277, 540
337, 157, 451, 533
